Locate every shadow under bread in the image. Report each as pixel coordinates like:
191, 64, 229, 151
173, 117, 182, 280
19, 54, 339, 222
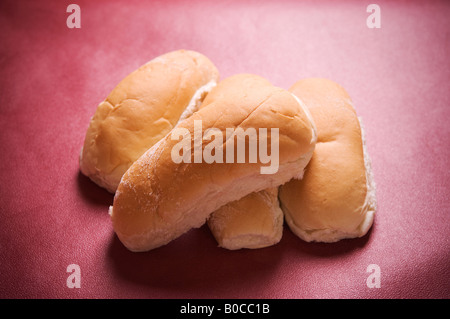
76, 171, 114, 208
106, 223, 284, 293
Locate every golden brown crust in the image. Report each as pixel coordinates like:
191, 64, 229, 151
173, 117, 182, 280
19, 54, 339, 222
204, 78, 318, 251
110, 74, 317, 252
80, 50, 219, 192
279, 78, 376, 242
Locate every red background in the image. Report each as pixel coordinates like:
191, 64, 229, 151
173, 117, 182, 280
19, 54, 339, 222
0, 0, 449, 299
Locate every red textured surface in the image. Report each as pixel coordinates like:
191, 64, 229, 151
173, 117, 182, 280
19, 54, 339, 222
0, 0, 449, 299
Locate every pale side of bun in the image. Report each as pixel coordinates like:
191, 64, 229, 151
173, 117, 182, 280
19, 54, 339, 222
279, 78, 377, 243
110, 74, 317, 252
207, 188, 283, 250
79, 50, 219, 193
205, 89, 317, 250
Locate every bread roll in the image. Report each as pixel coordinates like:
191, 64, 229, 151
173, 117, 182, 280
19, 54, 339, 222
204, 79, 317, 250
110, 74, 317, 252
80, 49, 219, 193
207, 188, 284, 250
279, 78, 377, 243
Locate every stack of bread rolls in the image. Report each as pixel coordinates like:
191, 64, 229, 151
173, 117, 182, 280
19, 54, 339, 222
80, 49, 376, 252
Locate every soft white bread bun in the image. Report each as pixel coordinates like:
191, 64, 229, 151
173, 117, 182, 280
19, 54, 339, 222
279, 78, 377, 243
110, 74, 317, 252
207, 188, 283, 250
204, 79, 317, 250
80, 50, 219, 193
